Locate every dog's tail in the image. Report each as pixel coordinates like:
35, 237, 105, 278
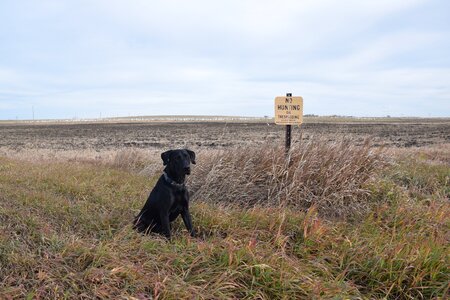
132, 213, 143, 231
133, 212, 152, 233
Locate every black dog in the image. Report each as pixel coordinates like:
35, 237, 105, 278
133, 149, 196, 239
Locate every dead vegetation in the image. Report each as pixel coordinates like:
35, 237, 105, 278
0, 144, 448, 299
189, 139, 387, 217
0, 121, 449, 299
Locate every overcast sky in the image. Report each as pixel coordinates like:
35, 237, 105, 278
0, 0, 449, 119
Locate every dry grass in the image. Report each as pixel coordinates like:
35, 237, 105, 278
388, 143, 450, 165
0, 141, 449, 299
189, 138, 387, 217
0, 152, 449, 299
0, 146, 163, 176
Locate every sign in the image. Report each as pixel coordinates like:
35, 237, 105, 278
274, 96, 303, 125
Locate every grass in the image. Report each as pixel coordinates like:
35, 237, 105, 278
189, 139, 386, 218
0, 143, 449, 299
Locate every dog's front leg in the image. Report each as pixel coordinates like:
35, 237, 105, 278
159, 213, 171, 239
181, 208, 195, 237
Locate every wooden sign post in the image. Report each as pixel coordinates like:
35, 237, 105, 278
274, 93, 303, 154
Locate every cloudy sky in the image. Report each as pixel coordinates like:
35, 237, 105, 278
0, 0, 449, 119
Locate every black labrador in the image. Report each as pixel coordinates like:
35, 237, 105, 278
133, 149, 196, 239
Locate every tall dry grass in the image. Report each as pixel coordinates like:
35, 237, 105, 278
189, 138, 387, 217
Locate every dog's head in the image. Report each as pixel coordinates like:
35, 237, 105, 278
161, 149, 196, 177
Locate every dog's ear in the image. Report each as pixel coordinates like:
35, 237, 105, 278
161, 150, 172, 166
185, 149, 196, 164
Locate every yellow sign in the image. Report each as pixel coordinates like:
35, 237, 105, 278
274, 96, 303, 125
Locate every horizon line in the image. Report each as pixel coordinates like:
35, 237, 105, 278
1, 114, 450, 123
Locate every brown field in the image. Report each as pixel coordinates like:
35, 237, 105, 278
1, 118, 449, 152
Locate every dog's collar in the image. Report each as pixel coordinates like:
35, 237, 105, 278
163, 172, 185, 190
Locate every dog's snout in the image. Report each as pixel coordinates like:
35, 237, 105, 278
184, 166, 191, 174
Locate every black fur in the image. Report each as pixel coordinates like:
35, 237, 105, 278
133, 149, 196, 239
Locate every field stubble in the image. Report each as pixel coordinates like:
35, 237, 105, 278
0, 119, 449, 152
